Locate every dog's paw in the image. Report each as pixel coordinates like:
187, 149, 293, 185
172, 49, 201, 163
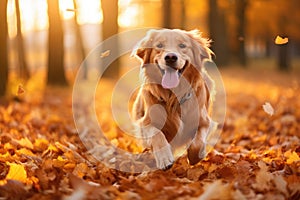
187, 144, 206, 165
153, 144, 174, 170
198, 148, 207, 160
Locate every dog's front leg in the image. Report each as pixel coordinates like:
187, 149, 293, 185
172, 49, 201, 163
187, 106, 211, 165
139, 125, 174, 170
137, 103, 174, 170
150, 127, 174, 170
187, 126, 208, 165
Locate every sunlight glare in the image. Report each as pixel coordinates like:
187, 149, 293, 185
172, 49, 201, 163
59, 0, 75, 20
76, 0, 102, 24
119, 4, 139, 27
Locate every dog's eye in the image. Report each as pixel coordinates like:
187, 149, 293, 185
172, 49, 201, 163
178, 43, 186, 48
156, 43, 164, 48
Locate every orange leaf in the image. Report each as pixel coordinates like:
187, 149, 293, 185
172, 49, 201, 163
16, 84, 25, 96
275, 36, 288, 45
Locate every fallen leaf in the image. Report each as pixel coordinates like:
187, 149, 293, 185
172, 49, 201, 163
284, 150, 300, 164
273, 174, 287, 195
199, 180, 232, 200
5, 162, 27, 183
15, 138, 34, 150
253, 161, 273, 191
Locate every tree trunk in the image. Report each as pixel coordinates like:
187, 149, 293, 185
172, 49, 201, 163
208, 0, 229, 66
236, 0, 248, 66
101, 0, 119, 79
15, 0, 30, 81
162, 0, 171, 28
47, 0, 68, 86
180, 0, 186, 29
72, 0, 87, 79
278, 43, 289, 71
0, 0, 9, 97
277, 16, 290, 71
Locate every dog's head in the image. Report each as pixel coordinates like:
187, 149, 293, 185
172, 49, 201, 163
132, 29, 213, 89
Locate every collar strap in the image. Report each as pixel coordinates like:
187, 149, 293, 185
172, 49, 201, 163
157, 91, 193, 105
180, 92, 192, 105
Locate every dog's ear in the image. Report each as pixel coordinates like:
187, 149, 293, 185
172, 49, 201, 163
186, 30, 214, 69
131, 29, 157, 64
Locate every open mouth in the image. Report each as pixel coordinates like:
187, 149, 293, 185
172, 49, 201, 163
156, 61, 188, 77
156, 61, 188, 89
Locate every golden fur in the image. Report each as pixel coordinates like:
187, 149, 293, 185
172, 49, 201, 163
131, 29, 215, 169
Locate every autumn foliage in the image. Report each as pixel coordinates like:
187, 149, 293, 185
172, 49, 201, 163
0, 68, 299, 199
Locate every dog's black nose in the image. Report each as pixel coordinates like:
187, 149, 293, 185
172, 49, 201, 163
164, 53, 178, 65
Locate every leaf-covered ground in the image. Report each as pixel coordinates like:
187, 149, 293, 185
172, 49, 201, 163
0, 67, 299, 200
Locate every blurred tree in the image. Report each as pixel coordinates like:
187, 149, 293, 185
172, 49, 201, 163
72, 0, 87, 79
101, 0, 119, 79
235, 0, 248, 66
15, 0, 30, 81
162, 0, 171, 28
180, 0, 186, 29
47, 0, 68, 85
247, 0, 300, 70
277, 16, 290, 71
208, 0, 229, 66
0, 0, 9, 97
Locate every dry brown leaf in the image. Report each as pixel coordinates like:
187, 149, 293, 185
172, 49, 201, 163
253, 161, 273, 191
273, 174, 287, 195
198, 180, 232, 200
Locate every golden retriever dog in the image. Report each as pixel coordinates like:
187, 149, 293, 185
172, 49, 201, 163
131, 29, 217, 170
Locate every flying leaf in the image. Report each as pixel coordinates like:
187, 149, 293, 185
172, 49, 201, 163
275, 36, 288, 45
16, 84, 25, 96
66, 8, 77, 12
262, 102, 274, 116
100, 50, 110, 58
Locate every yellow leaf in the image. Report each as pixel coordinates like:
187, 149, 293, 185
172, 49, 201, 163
0, 152, 10, 160
17, 138, 34, 149
48, 143, 59, 152
284, 150, 300, 164
275, 36, 288, 45
34, 138, 49, 151
6, 162, 27, 183
16, 148, 34, 156
4, 143, 14, 150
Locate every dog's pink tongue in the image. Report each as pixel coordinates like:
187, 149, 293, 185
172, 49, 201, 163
162, 69, 179, 89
